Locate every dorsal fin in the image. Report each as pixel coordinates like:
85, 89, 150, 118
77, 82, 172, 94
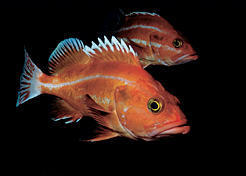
48, 38, 89, 74
48, 36, 141, 74
84, 36, 141, 67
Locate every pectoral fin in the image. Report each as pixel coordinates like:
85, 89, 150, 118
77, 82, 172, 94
83, 94, 109, 113
84, 127, 119, 142
83, 95, 116, 128
84, 95, 124, 141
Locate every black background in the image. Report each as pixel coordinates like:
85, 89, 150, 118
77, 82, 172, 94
10, 1, 243, 175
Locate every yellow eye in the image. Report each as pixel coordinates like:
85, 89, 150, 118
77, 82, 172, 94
147, 98, 163, 113
173, 38, 184, 48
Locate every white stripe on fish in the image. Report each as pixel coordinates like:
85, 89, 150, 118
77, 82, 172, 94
117, 25, 165, 34
163, 45, 181, 53
118, 37, 163, 48
40, 75, 134, 90
131, 38, 148, 46
175, 54, 190, 62
150, 42, 162, 48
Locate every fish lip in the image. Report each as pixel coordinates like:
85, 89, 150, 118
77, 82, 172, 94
187, 53, 199, 60
157, 125, 190, 136
175, 53, 198, 64
150, 120, 190, 137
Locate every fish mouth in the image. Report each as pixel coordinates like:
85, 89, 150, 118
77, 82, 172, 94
157, 124, 190, 136
152, 120, 190, 137
175, 53, 198, 64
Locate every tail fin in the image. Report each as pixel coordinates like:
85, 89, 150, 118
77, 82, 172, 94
16, 49, 43, 107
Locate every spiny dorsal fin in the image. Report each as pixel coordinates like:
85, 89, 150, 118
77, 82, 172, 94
84, 36, 140, 67
48, 36, 140, 74
48, 38, 89, 74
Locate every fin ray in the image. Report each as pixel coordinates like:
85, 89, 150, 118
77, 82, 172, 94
48, 38, 87, 74
48, 36, 140, 74
51, 98, 83, 123
86, 36, 140, 66
85, 127, 119, 142
16, 50, 43, 107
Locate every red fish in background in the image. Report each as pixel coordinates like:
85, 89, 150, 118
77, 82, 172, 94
115, 12, 198, 68
16, 36, 190, 142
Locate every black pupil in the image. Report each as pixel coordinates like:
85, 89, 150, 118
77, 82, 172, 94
151, 102, 158, 110
175, 40, 179, 45
174, 39, 182, 48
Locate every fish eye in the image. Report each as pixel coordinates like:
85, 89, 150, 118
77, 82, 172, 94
173, 38, 184, 48
147, 98, 163, 114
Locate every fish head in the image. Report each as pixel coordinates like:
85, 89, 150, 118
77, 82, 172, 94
114, 80, 190, 140
149, 30, 198, 66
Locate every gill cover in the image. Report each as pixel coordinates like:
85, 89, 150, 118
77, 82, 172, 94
114, 85, 157, 138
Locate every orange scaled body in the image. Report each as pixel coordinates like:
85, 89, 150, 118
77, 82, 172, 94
115, 12, 198, 68
16, 36, 190, 142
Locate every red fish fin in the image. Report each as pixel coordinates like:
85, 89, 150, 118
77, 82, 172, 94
52, 98, 83, 124
85, 127, 119, 142
84, 94, 109, 112
48, 38, 91, 74
16, 49, 44, 107
83, 95, 113, 127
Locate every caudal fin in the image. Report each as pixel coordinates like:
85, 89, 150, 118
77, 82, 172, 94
16, 49, 43, 107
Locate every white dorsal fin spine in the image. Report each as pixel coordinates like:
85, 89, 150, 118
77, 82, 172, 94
82, 49, 92, 57
104, 36, 114, 52
49, 38, 84, 63
85, 36, 137, 56
114, 37, 125, 53
111, 36, 120, 51
82, 36, 139, 65
48, 36, 139, 73
98, 38, 108, 51
120, 39, 129, 53
48, 38, 85, 73
91, 41, 102, 52
129, 45, 137, 56
83, 45, 96, 56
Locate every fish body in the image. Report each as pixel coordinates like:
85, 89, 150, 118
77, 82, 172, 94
115, 12, 198, 68
16, 36, 190, 142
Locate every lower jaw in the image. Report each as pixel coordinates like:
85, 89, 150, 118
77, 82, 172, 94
175, 55, 198, 65
158, 125, 190, 136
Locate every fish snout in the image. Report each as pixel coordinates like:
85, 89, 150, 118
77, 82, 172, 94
146, 106, 190, 138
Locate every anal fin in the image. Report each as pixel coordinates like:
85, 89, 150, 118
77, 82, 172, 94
52, 98, 83, 124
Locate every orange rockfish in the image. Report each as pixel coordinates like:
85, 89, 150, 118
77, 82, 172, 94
16, 36, 190, 142
115, 12, 198, 68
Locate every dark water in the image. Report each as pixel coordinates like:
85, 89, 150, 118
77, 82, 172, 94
11, 2, 242, 175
